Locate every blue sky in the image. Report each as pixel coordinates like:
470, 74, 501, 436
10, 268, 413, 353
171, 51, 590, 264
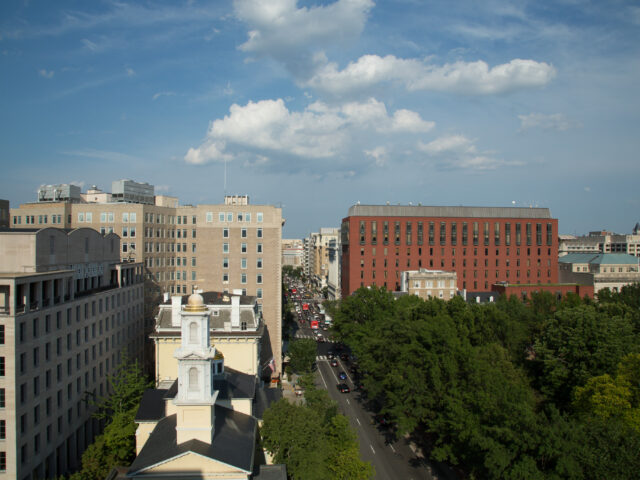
1, 0, 639, 238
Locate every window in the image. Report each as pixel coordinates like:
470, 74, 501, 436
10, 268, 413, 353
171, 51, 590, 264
0, 389, 4, 407
257, 243, 263, 253
223, 273, 229, 282
257, 228, 263, 238
223, 258, 229, 268
78, 212, 84, 222
257, 258, 263, 268
122, 212, 129, 223
241, 258, 247, 269
246, 212, 251, 222
241, 273, 247, 284
219, 212, 225, 222
0, 326, 3, 345
86, 212, 93, 223
191, 257, 196, 267
227, 212, 233, 222
238, 212, 243, 222
223, 243, 229, 253
257, 288, 263, 298
257, 212, 263, 222
0, 358, 4, 376
257, 274, 263, 284
241, 243, 247, 253
206, 212, 213, 223
0, 451, 4, 471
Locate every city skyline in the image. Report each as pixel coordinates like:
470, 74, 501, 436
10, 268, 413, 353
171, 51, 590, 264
1, 0, 639, 238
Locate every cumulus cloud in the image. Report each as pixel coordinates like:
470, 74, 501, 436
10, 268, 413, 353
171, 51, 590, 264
184, 97, 434, 166
418, 134, 523, 171
364, 146, 387, 166
518, 112, 577, 131
38, 69, 54, 78
234, 0, 373, 78
305, 54, 556, 95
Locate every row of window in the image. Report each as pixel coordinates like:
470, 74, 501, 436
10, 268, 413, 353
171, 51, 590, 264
223, 227, 263, 238
364, 256, 551, 268
222, 273, 264, 284
168, 285, 264, 298
206, 212, 264, 223
13, 214, 64, 225
222, 242, 264, 254
355, 220, 554, 247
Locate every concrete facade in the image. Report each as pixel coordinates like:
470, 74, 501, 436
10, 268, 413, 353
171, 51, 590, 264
281, 239, 304, 268
11, 186, 284, 377
559, 227, 640, 258
400, 269, 458, 301
0, 227, 144, 479
558, 253, 640, 294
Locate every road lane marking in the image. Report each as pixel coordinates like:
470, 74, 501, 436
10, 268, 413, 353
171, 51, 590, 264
346, 399, 350, 405
389, 444, 395, 452
370, 445, 375, 454
356, 417, 361, 425
318, 367, 328, 388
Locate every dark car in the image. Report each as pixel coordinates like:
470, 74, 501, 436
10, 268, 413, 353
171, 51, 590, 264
338, 371, 347, 380
337, 383, 350, 393
330, 358, 338, 367
340, 353, 349, 361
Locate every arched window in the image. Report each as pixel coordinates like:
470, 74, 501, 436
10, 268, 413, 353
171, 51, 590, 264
188, 367, 199, 391
189, 322, 198, 344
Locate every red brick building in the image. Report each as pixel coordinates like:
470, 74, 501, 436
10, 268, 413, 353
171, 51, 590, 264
341, 204, 558, 297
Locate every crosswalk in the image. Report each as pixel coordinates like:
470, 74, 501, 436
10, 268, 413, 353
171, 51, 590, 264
294, 333, 336, 343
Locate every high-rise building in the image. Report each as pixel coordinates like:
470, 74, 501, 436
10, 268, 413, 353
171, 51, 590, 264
10, 185, 283, 377
341, 204, 558, 297
0, 227, 144, 479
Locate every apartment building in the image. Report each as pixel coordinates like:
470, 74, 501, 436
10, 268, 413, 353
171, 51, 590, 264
0, 227, 144, 479
282, 239, 304, 268
341, 204, 558, 297
559, 225, 640, 258
558, 253, 640, 294
11, 185, 284, 377
307, 228, 340, 289
400, 269, 458, 301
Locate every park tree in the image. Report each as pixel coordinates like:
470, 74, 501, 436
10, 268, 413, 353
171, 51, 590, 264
288, 338, 317, 373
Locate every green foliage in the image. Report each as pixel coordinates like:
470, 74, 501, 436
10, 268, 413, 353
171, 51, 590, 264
283, 265, 304, 279
288, 338, 318, 373
532, 305, 637, 408
70, 354, 152, 479
261, 396, 373, 480
329, 285, 640, 479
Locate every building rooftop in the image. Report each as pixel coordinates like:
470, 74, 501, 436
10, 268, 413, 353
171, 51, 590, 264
559, 253, 639, 265
128, 408, 256, 476
346, 204, 552, 219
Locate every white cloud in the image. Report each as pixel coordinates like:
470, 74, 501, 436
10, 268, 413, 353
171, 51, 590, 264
184, 97, 434, 166
418, 134, 523, 171
152, 91, 175, 101
518, 112, 577, 131
305, 54, 556, 95
234, 0, 373, 77
125, 67, 135, 77
38, 69, 54, 78
364, 146, 387, 167
62, 148, 141, 163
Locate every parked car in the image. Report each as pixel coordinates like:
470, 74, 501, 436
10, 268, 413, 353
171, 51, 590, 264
338, 371, 347, 380
337, 383, 350, 393
330, 359, 338, 367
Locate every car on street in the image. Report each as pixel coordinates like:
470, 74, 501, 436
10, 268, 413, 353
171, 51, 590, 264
330, 358, 338, 367
327, 350, 335, 359
337, 383, 350, 393
338, 371, 347, 380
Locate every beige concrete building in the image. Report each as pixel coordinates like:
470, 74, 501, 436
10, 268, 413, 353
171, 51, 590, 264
281, 239, 304, 268
558, 253, 640, 294
0, 227, 144, 479
559, 226, 640, 258
307, 228, 340, 290
400, 268, 458, 301
11, 185, 284, 377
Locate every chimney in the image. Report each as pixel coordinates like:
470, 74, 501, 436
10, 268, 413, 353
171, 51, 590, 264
171, 295, 182, 327
231, 295, 240, 328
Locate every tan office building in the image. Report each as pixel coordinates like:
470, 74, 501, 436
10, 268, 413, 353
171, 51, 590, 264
11, 186, 283, 376
0, 227, 144, 479
400, 269, 458, 301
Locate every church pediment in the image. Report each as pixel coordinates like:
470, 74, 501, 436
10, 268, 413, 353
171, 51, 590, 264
138, 450, 249, 476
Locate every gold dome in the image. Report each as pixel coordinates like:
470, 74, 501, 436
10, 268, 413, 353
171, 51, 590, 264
184, 293, 206, 312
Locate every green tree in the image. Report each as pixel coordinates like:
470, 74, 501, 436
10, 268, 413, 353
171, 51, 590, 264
288, 338, 317, 373
69, 354, 152, 479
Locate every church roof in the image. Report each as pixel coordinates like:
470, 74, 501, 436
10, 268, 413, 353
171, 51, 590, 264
128, 407, 256, 476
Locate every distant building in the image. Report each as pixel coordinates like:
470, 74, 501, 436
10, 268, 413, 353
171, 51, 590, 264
558, 253, 640, 294
0, 227, 144, 479
341, 204, 558, 297
306, 228, 340, 290
282, 239, 304, 267
492, 282, 594, 300
559, 225, 640, 257
400, 269, 457, 301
